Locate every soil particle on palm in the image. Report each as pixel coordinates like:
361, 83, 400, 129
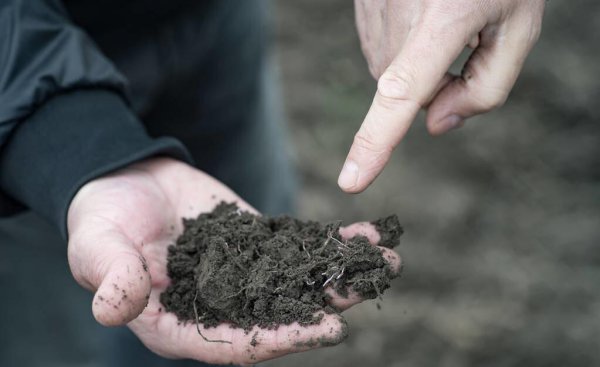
250, 331, 259, 347
160, 202, 403, 331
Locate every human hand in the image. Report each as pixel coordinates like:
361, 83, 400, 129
67, 157, 400, 365
339, 0, 545, 192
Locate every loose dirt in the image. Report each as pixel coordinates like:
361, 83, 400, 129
160, 202, 402, 331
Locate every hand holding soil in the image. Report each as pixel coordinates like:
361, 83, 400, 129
66, 157, 401, 365
161, 202, 402, 337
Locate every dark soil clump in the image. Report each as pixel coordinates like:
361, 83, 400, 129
160, 202, 402, 331
372, 215, 404, 249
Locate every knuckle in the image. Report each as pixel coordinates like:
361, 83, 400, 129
528, 22, 543, 44
352, 130, 393, 171
377, 68, 415, 102
367, 61, 380, 80
471, 87, 509, 111
421, 1, 480, 34
461, 64, 510, 112
353, 130, 389, 155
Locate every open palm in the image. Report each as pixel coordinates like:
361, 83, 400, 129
66, 158, 400, 365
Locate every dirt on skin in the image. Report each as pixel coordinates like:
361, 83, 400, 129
159, 202, 402, 331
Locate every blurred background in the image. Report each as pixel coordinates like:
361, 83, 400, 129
266, 1, 600, 366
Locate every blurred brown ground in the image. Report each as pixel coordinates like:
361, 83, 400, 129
266, 1, 600, 366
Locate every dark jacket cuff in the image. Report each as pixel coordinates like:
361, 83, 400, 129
0, 89, 192, 238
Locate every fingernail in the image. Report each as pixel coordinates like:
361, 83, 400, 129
439, 115, 464, 132
338, 160, 359, 190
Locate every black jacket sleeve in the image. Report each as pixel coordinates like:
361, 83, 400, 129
0, 0, 192, 237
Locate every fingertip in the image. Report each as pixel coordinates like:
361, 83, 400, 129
323, 314, 349, 347
337, 163, 379, 194
240, 313, 348, 364
426, 75, 471, 136
338, 184, 367, 194
379, 247, 402, 276
286, 314, 348, 351
91, 259, 152, 326
337, 160, 361, 193
340, 124, 396, 194
92, 288, 134, 326
92, 292, 126, 326
338, 157, 380, 194
325, 287, 364, 311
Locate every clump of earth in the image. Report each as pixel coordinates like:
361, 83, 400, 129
160, 202, 403, 331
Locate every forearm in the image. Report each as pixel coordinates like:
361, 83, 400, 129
0, 0, 192, 236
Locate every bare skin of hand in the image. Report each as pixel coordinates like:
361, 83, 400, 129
66, 157, 400, 365
339, 0, 545, 193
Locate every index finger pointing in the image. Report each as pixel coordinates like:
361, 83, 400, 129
338, 19, 474, 193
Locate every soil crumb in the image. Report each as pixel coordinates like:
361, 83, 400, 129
160, 202, 403, 331
372, 215, 404, 249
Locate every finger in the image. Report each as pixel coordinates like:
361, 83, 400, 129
427, 12, 543, 134
339, 221, 381, 245
339, 222, 402, 274
131, 311, 348, 365
423, 73, 455, 108
331, 222, 401, 311
325, 246, 401, 311
338, 20, 474, 193
234, 313, 347, 365
68, 225, 152, 326
354, 0, 385, 78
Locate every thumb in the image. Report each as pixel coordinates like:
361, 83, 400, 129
68, 226, 152, 326
427, 9, 543, 135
